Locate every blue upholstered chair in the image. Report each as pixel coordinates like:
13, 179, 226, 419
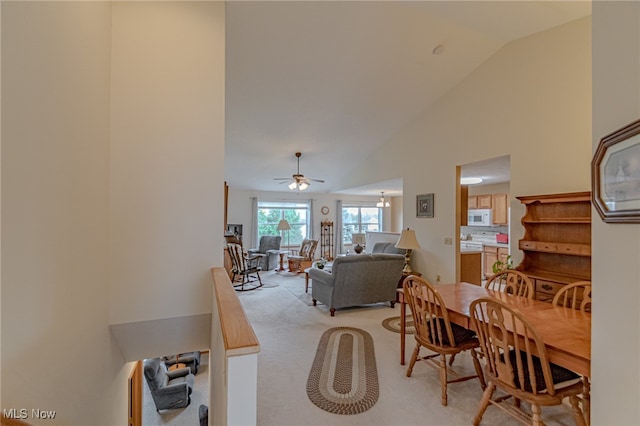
143, 357, 195, 411
162, 351, 201, 375
247, 235, 281, 271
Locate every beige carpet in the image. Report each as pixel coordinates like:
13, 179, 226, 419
143, 270, 580, 426
238, 270, 578, 426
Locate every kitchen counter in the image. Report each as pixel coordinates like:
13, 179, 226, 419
482, 242, 509, 249
460, 248, 483, 254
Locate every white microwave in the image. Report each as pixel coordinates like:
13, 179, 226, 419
468, 209, 492, 226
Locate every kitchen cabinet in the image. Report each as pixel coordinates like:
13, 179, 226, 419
492, 193, 509, 225
515, 192, 591, 301
483, 245, 509, 278
461, 252, 482, 285
468, 194, 492, 209
468, 195, 478, 209
468, 193, 509, 225
460, 185, 469, 226
477, 194, 492, 209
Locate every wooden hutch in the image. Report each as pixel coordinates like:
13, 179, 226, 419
515, 191, 591, 301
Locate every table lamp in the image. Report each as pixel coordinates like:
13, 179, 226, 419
395, 228, 421, 273
352, 233, 366, 254
277, 219, 291, 250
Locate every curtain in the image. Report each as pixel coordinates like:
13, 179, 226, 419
335, 199, 343, 255
309, 198, 315, 239
250, 196, 258, 248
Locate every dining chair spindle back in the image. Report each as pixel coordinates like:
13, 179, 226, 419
403, 275, 485, 406
485, 269, 535, 299
469, 297, 586, 426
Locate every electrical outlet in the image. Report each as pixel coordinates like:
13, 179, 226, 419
436, 274, 441, 283
444, 237, 453, 245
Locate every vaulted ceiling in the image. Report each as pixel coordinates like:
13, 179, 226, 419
224, 1, 591, 196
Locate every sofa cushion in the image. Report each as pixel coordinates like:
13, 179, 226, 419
371, 242, 405, 255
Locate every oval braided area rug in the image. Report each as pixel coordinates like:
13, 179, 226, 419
306, 327, 378, 415
381, 315, 415, 334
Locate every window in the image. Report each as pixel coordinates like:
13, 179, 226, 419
341, 205, 381, 244
257, 201, 310, 249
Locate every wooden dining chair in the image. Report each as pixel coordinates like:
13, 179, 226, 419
552, 280, 592, 423
403, 275, 485, 406
552, 281, 591, 313
470, 297, 586, 426
485, 269, 535, 299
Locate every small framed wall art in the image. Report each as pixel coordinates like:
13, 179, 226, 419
592, 118, 640, 223
416, 193, 434, 218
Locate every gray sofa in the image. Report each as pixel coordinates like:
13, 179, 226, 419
247, 235, 281, 271
309, 253, 404, 316
371, 241, 405, 255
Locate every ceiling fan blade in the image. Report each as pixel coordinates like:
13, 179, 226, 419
273, 177, 291, 180
308, 178, 325, 183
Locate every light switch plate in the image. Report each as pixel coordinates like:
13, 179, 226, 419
444, 237, 453, 245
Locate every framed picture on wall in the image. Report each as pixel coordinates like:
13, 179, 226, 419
416, 193, 434, 218
592, 118, 640, 223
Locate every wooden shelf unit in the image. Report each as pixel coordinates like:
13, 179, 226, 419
320, 221, 334, 261
515, 191, 591, 301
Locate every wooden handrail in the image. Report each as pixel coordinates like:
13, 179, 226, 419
211, 267, 260, 357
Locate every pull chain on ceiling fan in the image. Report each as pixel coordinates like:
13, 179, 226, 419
273, 152, 325, 191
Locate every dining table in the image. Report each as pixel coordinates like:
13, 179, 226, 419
396, 282, 591, 377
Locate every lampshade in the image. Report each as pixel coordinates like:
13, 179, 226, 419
395, 228, 420, 250
376, 191, 390, 207
352, 233, 366, 245
288, 181, 297, 190
277, 219, 291, 231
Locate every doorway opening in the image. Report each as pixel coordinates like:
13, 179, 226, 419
457, 155, 511, 285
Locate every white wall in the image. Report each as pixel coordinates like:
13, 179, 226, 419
592, 2, 640, 424
1, 2, 120, 424
109, 1, 224, 324
345, 17, 592, 285
1, 2, 225, 424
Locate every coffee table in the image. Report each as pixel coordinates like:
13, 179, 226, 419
168, 362, 186, 371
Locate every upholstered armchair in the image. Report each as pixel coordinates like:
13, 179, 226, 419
143, 357, 195, 411
247, 235, 282, 271
162, 351, 201, 375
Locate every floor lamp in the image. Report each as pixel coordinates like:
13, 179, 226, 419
277, 219, 291, 250
395, 228, 421, 273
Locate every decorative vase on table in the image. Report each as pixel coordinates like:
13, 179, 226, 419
315, 258, 327, 269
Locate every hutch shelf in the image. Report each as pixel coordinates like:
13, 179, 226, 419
515, 191, 591, 301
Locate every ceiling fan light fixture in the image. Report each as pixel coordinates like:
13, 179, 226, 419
460, 177, 484, 185
275, 152, 324, 191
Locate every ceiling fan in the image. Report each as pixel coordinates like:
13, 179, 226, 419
274, 152, 325, 191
